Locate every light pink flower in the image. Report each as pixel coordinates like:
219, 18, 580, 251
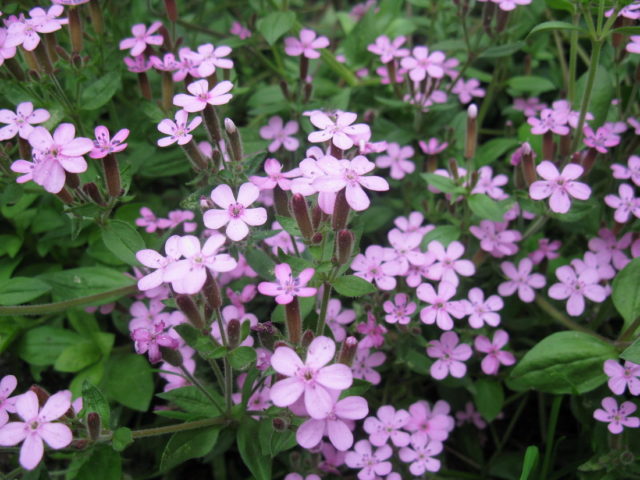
498, 258, 546, 303
351, 245, 399, 291
0, 28, 17, 66
469, 220, 521, 258
529, 161, 591, 214
284, 28, 329, 59
628, 118, 640, 135
456, 401, 487, 429
426, 331, 472, 379
352, 349, 385, 385
285, 474, 321, 480
364, 405, 411, 447
173, 47, 202, 81
612, 155, 640, 187
124, 55, 152, 73
119, 22, 163, 56
375, 143, 415, 180
583, 125, 621, 153
324, 299, 356, 342
250, 158, 300, 191
135, 207, 162, 233
605, 184, 640, 223
474, 329, 516, 375
308, 111, 370, 151
472, 166, 508, 200
270, 336, 352, 418
90, 126, 129, 159
527, 108, 569, 136
131, 320, 180, 363
417, 281, 466, 330
150, 52, 178, 72
387, 230, 426, 274
258, 263, 316, 305
462, 287, 503, 328
593, 397, 640, 434
157, 210, 197, 232
383, 293, 416, 325
173, 79, 233, 112
157, 110, 202, 147
401, 46, 446, 81
452, 78, 485, 104
187, 43, 233, 77
230, 21, 251, 40
571, 251, 616, 282
203, 183, 267, 241
418, 137, 448, 156
394, 211, 433, 236
513, 97, 547, 117
0, 390, 72, 470
405, 400, 455, 442
493, 0, 532, 11
399, 436, 443, 475
356, 312, 387, 349
604, 359, 640, 396
0, 102, 50, 141
425, 240, 475, 286
345, 440, 392, 480
0, 375, 18, 427
588, 229, 632, 271
529, 238, 561, 264
259, 116, 299, 152
548, 265, 607, 316
136, 235, 182, 291
367, 35, 409, 63
627, 36, 640, 54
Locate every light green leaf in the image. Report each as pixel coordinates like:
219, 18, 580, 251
160, 426, 221, 471
256, 11, 295, 45
101, 220, 145, 266
18, 326, 82, 366
332, 275, 377, 297
528, 21, 584, 37
519, 446, 540, 480
468, 194, 512, 222
55, 340, 101, 373
0, 277, 50, 305
80, 71, 121, 110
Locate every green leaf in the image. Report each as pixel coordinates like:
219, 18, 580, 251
229, 346, 257, 370
237, 419, 272, 480
256, 11, 295, 45
271, 296, 315, 324
104, 354, 154, 411
160, 426, 221, 471
575, 66, 613, 126
620, 338, 640, 364
0, 235, 22, 257
101, 220, 145, 266
332, 275, 377, 297
519, 446, 540, 480
545, 0, 574, 13
275, 215, 302, 238
475, 138, 521, 167
473, 379, 504, 422
421, 226, 461, 249
39, 267, 134, 302
506, 76, 557, 96
508, 332, 617, 394
244, 248, 275, 280
81, 381, 111, 428
174, 324, 227, 360
18, 326, 82, 366
612, 258, 640, 331
528, 21, 584, 37
0, 277, 50, 305
468, 194, 511, 222
111, 427, 133, 452
480, 41, 526, 58
54, 340, 101, 373
421, 173, 463, 194
80, 71, 121, 110
157, 386, 223, 418
75, 445, 121, 480
611, 26, 640, 35
258, 420, 296, 457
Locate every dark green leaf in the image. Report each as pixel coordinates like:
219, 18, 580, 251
160, 426, 221, 471
332, 275, 377, 297
528, 21, 583, 37
18, 326, 82, 366
275, 215, 302, 238
81, 381, 111, 427
229, 346, 257, 370
174, 324, 227, 360
620, 338, 640, 364
421, 173, 463, 194
111, 427, 133, 452
612, 258, 640, 331
39, 267, 134, 302
157, 386, 223, 418
575, 67, 614, 126
611, 26, 640, 35
0, 277, 50, 305
237, 419, 272, 480
256, 11, 296, 45
76, 445, 121, 480
545, 0, 575, 13
104, 354, 154, 411
101, 220, 145, 266
80, 72, 121, 110
506, 76, 556, 96
258, 420, 296, 457
244, 248, 275, 280
473, 379, 504, 422
480, 41, 526, 58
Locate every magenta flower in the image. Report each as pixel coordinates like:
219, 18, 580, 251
418, 137, 448, 156
188, 43, 233, 77
605, 184, 640, 223
150, 52, 179, 72
548, 265, 607, 316
529, 161, 591, 214
308, 111, 370, 151
0, 102, 50, 141
230, 21, 251, 40
472, 166, 508, 200
462, 287, 503, 328
474, 330, 516, 375
284, 28, 329, 59
157, 110, 202, 147
135, 207, 162, 233
324, 299, 356, 342
394, 211, 433, 236
583, 125, 621, 153
399, 436, 443, 475
527, 108, 569, 136
425, 240, 475, 286
456, 402, 487, 429
0, 375, 18, 427
203, 183, 267, 241
604, 359, 640, 396
157, 210, 197, 232
363, 405, 411, 447
375, 143, 415, 180
401, 46, 446, 81
593, 397, 640, 434
0, 390, 72, 470
383, 293, 416, 325
250, 158, 300, 191
469, 220, 521, 258
367, 35, 409, 63
417, 281, 466, 330
588, 228, 632, 271
356, 312, 387, 349
405, 400, 454, 442
426, 331, 472, 380
259, 116, 300, 152
351, 245, 399, 291
529, 238, 561, 264
285, 474, 320, 480
258, 263, 316, 305
296, 392, 368, 451
345, 440, 392, 480
498, 258, 545, 302
173, 47, 202, 81
90, 126, 129, 159
452, 78, 485, 104
131, 320, 180, 363
352, 349, 385, 385
571, 251, 615, 282
514, 97, 547, 117
626, 36, 640, 54
173, 79, 234, 112
119, 22, 163, 56
136, 235, 182, 291
123, 55, 152, 73
270, 336, 352, 418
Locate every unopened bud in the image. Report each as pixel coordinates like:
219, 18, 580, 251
56, 188, 74, 205
521, 147, 537, 187
482, 1, 496, 36
34, 42, 53, 74
204, 271, 223, 310
88, 1, 104, 35
338, 336, 359, 366
28, 69, 41, 82
581, 148, 598, 175
224, 118, 244, 162
4, 58, 25, 81
68, 7, 83, 53
66, 172, 80, 190
301, 329, 314, 349
465, 104, 477, 160
470, 170, 479, 189
160, 346, 183, 367
496, 9, 509, 33
158, 25, 172, 50
290, 194, 314, 240
542, 131, 555, 161
311, 232, 323, 244
203, 104, 224, 147
102, 154, 121, 198
29, 385, 50, 407
137, 72, 152, 100
274, 186, 290, 217
274, 340, 288, 350
227, 319, 241, 349
336, 229, 354, 266
162, 71, 174, 111
272, 417, 289, 431
303, 81, 313, 103
82, 182, 105, 205
279, 80, 290, 100
181, 139, 208, 171
176, 295, 205, 329
311, 205, 323, 229
253, 321, 277, 350
448, 158, 460, 180
164, 0, 179, 22
87, 412, 101, 441
285, 298, 302, 345
332, 189, 350, 231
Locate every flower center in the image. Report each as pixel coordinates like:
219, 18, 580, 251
228, 203, 245, 218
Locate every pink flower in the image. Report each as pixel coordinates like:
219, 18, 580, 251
472, 166, 508, 200
230, 21, 251, 40
474, 329, 516, 375
89, 126, 129, 159
425, 240, 475, 286
383, 293, 416, 325
548, 265, 607, 316
0, 102, 50, 140
0, 390, 72, 470
627, 36, 640, 54
157, 110, 202, 147
324, 299, 356, 342
124, 55, 152, 73
188, 43, 233, 77
135, 235, 182, 291
352, 349, 385, 385
284, 28, 329, 59
498, 258, 546, 302
203, 183, 267, 241
493, 0, 531, 11
399, 436, 443, 475
296, 392, 368, 451
264, 221, 305, 256
513, 97, 547, 117
588, 229, 632, 271
356, 312, 387, 349
367, 35, 409, 63
394, 211, 433, 236
529, 238, 561, 264
157, 210, 197, 232
173, 79, 234, 112
605, 184, 640, 223
308, 111, 370, 151
0, 28, 17, 66
405, 400, 454, 442
375, 142, 415, 180
135, 207, 162, 233
583, 125, 621, 153
259, 116, 300, 152
469, 220, 521, 258
270, 336, 352, 418
456, 401, 487, 429
611, 155, 640, 187
529, 161, 591, 214
150, 52, 178, 72
417, 281, 466, 330
363, 405, 411, 447
571, 251, 616, 282
452, 78, 485, 104
527, 108, 569, 136
462, 287, 503, 328
285, 474, 321, 480
250, 158, 300, 191
351, 245, 399, 291
426, 331, 472, 379
119, 22, 163, 57
345, 440, 392, 480
131, 320, 180, 363
593, 397, 640, 434
401, 46, 446, 81
387, 230, 426, 274
173, 47, 202, 81
258, 263, 316, 305
418, 137, 448, 156
0, 375, 18, 427
604, 359, 640, 396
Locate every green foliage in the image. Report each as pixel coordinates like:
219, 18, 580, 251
160, 426, 222, 471
612, 258, 640, 331
332, 275, 377, 297
103, 354, 154, 411
237, 419, 272, 480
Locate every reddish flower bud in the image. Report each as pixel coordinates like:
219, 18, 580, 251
285, 297, 302, 345
290, 194, 314, 240
274, 186, 290, 218
336, 229, 354, 266
224, 118, 243, 162
338, 336, 359, 366
102, 154, 122, 198
176, 295, 205, 329
332, 189, 350, 231
164, 0, 179, 22
87, 412, 101, 441
160, 346, 184, 367
227, 319, 241, 349
204, 271, 223, 311
82, 182, 105, 205
301, 329, 315, 349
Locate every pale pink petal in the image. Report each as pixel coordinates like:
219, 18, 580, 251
39, 422, 72, 449
270, 377, 304, 407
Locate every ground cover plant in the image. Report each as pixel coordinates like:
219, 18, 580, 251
0, 0, 639, 478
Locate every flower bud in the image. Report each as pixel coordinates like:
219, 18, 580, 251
496, 9, 509, 33
82, 182, 105, 205
5, 58, 26, 81
542, 131, 555, 161
272, 417, 290, 432
279, 80, 290, 101
580, 148, 598, 176
227, 319, 241, 349
521, 145, 537, 187
162, 71, 174, 111
301, 329, 314, 349
303, 81, 313, 103
465, 104, 477, 160
285, 298, 302, 345
204, 271, 223, 311
68, 7, 83, 53
311, 232, 323, 245
34, 42, 54, 74
290, 194, 314, 240
253, 321, 278, 350
181, 139, 208, 171
87, 412, 101, 442
137, 72, 152, 100
160, 346, 184, 367
224, 118, 244, 162
203, 104, 224, 147
176, 295, 205, 329
164, 0, 179, 22
338, 336, 358, 366
29, 385, 50, 407
312, 205, 323, 229
56, 188, 74, 205
336, 229, 354, 266
332, 189, 350, 231
448, 158, 460, 180
88, 1, 105, 35
102, 154, 122, 198
66, 172, 80, 190
274, 186, 290, 218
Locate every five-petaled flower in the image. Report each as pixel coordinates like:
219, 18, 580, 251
593, 397, 640, 434
173, 79, 234, 112
203, 183, 267, 241
258, 263, 316, 305
529, 161, 591, 214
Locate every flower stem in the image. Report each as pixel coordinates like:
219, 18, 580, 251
127, 417, 229, 439
534, 295, 611, 343
539, 396, 563, 480
315, 282, 332, 337
569, 39, 602, 152
179, 366, 224, 413
618, 316, 640, 343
